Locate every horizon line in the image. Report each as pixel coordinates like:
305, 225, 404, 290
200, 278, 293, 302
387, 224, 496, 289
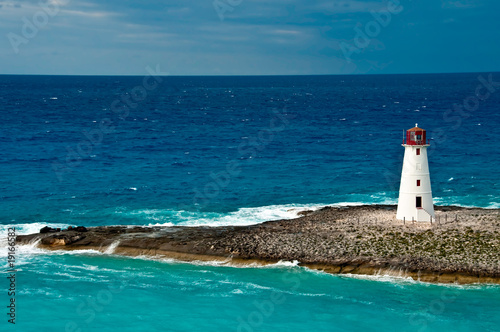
1, 70, 499, 78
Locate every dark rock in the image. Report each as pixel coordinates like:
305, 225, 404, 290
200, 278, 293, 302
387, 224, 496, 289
68, 235, 86, 244
297, 210, 314, 217
75, 226, 88, 232
40, 226, 57, 234
41, 236, 66, 246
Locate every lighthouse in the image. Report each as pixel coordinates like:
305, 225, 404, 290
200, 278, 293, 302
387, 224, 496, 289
396, 124, 434, 222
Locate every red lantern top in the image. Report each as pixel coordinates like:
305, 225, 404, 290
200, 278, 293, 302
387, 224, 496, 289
403, 124, 428, 145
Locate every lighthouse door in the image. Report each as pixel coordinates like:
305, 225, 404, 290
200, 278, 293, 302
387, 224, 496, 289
416, 196, 422, 208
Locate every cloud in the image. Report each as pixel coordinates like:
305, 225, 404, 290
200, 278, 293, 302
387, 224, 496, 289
313, 0, 392, 13
61, 9, 119, 18
0, 0, 499, 75
441, 0, 479, 9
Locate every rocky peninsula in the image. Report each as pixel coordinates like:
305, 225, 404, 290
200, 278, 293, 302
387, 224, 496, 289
17, 205, 500, 284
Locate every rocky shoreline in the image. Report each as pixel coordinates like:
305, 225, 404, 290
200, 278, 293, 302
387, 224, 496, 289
17, 205, 500, 284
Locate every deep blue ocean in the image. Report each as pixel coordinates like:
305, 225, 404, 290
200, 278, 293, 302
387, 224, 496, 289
1, 73, 499, 331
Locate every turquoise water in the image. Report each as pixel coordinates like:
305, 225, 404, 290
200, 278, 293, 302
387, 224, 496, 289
1, 73, 500, 330
11, 248, 500, 331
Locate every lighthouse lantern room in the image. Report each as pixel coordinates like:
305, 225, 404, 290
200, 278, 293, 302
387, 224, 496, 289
396, 124, 435, 222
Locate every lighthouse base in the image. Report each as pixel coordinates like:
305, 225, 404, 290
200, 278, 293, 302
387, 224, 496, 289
396, 191, 435, 222
396, 205, 435, 222
396, 209, 434, 222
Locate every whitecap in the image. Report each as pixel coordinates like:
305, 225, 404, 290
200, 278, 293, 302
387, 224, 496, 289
122, 204, 326, 227
269, 260, 300, 267
340, 273, 417, 284
0, 222, 71, 236
485, 202, 500, 209
118, 199, 404, 228
104, 240, 121, 254
147, 222, 175, 227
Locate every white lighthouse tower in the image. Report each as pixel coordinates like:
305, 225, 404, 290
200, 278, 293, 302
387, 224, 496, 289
396, 124, 434, 222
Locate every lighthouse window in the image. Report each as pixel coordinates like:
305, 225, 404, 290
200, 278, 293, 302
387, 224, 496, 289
416, 148, 420, 155
417, 180, 421, 186
416, 197, 422, 208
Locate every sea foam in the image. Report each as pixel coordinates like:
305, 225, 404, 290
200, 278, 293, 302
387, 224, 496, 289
120, 200, 399, 228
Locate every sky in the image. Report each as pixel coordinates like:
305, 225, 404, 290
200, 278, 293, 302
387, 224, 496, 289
0, 0, 499, 75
